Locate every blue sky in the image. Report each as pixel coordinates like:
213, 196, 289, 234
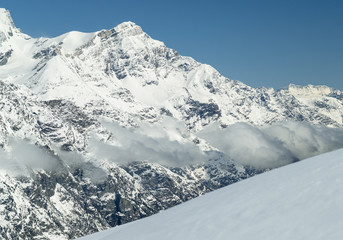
2, 0, 342, 90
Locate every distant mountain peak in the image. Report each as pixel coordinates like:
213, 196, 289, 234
287, 83, 333, 97
0, 8, 20, 41
111, 21, 144, 38
114, 21, 139, 30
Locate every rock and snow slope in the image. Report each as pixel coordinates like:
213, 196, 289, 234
78, 149, 343, 240
1, 7, 343, 239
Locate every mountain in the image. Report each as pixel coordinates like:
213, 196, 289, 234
2, 8, 343, 131
1, 8, 343, 239
77, 149, 343, 240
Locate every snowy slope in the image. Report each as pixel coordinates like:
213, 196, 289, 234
78, 149, 343, 240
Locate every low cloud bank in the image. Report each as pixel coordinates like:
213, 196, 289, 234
0, 138, 61, 175
2, 119, 343, 175
87, 118, 207, 167
197, 121, 343, 169
0, 138, 106, 182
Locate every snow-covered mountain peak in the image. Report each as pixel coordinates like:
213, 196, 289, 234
114, 21, 141, 32
46, 31, 96, 53
0, 8, 15, 29
288, 83, 333, 98
0, 8, 18, 42
94, 21, 165, 55
95, 21, 144, 41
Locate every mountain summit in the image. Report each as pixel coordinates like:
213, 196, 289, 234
0, 8, 17, 39
1, 8, 343, 239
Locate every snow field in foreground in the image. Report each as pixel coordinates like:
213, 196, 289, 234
78, 149, 343, 240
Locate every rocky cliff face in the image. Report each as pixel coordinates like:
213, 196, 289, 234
1, 8, 343, 239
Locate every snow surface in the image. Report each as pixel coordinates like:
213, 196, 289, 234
78, 149, 343, 240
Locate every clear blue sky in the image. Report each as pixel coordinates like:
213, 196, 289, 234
2, 0, 342, 90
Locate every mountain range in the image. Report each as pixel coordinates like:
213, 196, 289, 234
0, 8, 343, 239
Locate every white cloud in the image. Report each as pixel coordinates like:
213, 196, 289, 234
2, 119, 343, 175
0, 138, 61, 175
87, 118, 207, 167
197, 121, 343, 169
